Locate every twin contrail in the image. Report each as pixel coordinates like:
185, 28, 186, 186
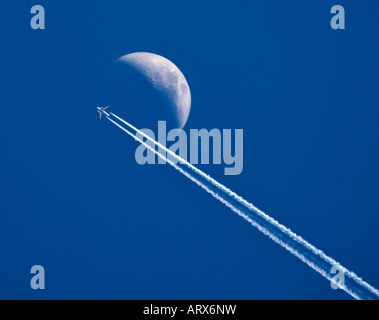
106, 112, 379, 300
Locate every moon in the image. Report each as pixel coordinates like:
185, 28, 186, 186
115, 52, 191, 129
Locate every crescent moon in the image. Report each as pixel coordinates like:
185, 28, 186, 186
116, 52, 191, 128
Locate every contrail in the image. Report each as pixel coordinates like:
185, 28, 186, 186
107, 112, 379, 300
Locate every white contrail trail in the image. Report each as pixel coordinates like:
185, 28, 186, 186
107, 113, 379, 300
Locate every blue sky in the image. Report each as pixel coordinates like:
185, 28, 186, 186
1, 1, 379, 299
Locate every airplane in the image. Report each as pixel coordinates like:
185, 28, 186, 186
97, 106, 110, 119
